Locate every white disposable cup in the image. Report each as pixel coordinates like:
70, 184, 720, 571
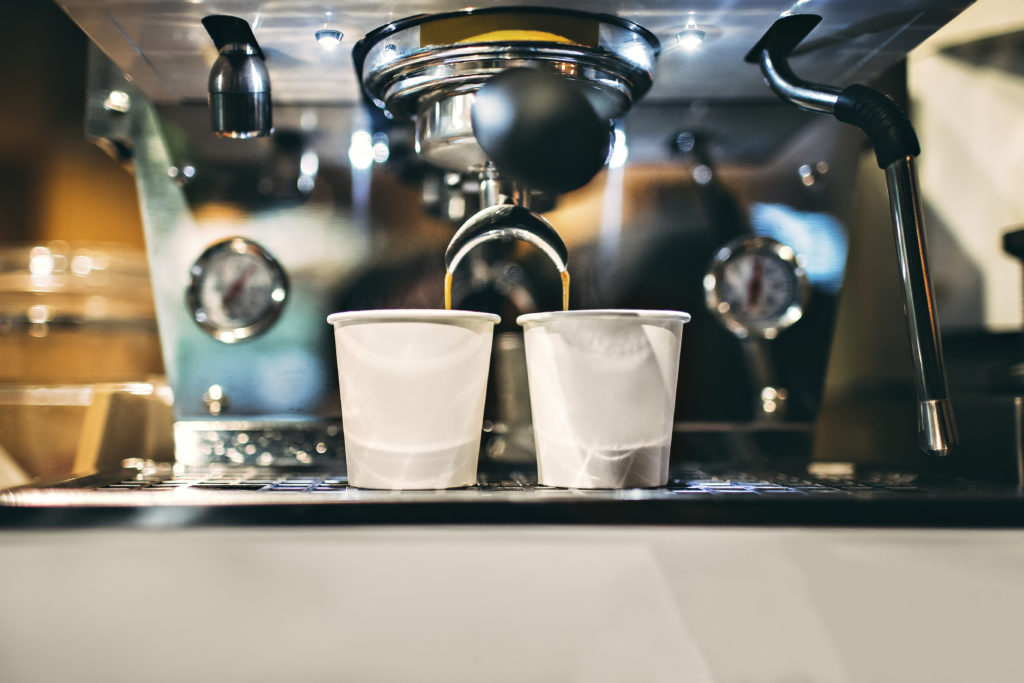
517, 310, 690, 489
327, 309, 499, 489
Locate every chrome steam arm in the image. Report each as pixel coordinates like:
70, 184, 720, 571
745, 14, 957, 457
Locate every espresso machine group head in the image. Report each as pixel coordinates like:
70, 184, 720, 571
353, 7, 658, 200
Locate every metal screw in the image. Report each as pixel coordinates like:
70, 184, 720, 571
759, 385, 788, 420
203, 384, 229, 416
674, 131, 696, 153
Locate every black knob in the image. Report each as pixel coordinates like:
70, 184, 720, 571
471, 68, 611, 194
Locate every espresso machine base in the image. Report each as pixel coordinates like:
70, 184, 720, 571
5, 456, 1023, 529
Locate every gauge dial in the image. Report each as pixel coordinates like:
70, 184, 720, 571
704, 236, 809, 340
187, 238, 288, 343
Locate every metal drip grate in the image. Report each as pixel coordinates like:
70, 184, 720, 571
98, 469, 349, 493
89, 465, 934, 497
4, 461, 1021, 529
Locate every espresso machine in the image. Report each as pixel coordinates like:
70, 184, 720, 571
3, 0, 1018, 503
10, 2, 1024, 681
25, 0, 971, 478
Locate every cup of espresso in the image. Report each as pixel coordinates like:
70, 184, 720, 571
517, 309, 690, 488
327, 309, 499, 489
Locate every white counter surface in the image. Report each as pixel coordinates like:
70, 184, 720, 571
2, 526, 1022, 682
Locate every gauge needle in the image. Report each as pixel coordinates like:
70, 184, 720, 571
223, 264, 255, 310
746, 256, 763, 308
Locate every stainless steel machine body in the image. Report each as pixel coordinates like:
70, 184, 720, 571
57, 0, 968, 105
59, 0, 976, 468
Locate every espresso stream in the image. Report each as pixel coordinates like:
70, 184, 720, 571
444, 269, 570, 311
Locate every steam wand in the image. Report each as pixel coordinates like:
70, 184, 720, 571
745, 14, 957, 456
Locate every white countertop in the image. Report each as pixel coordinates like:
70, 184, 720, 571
2, 525, 1022, 682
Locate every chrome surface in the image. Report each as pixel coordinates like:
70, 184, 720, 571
173, 420, 345, 466
918, 399, 957, 458
56, 0, 973, 106
486, 332, 536, 463
885, 158, 958, 456
358, 9, 657, 173
445, 204, 568, 276
415, 92, 487, 171
185, 237, 289, 344
755, 48, 841, 115
358, 12, 656, 116
477, 163, 514, 208
703, 235, 810, 341
208, 43, 270, 95
746, 25, 957, 457
741, 339, 790, 423
314, 29, 343, 49
208, 42, 273, 138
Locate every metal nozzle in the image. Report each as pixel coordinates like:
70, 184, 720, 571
445, 204, 567, 277
202, 16, 272, 139
919, 399, 957, 457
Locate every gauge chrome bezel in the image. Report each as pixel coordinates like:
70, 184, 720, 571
186, 237, 288, 344
703, 235, 810, 340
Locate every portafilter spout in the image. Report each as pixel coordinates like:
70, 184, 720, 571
445, 204, 568, 279
746, 15, 957, 457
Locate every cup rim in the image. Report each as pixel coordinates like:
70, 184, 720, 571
327, 308, 501, 327
517, 309, 690, 326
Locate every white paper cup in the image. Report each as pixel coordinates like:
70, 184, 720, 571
517, 310, 690, 489
327, 309, 500, 489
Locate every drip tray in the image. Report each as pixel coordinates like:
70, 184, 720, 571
91, 466, 928, 497
3, 462, 1023, 528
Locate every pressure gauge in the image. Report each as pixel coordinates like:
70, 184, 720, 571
704, 236, 809, 340
187, 237, 288, 343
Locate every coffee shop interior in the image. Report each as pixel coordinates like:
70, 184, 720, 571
3, 0, 1024, 680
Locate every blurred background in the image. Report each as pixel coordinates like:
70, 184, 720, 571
0, 1, 157, 484
0, 1, 145, 247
